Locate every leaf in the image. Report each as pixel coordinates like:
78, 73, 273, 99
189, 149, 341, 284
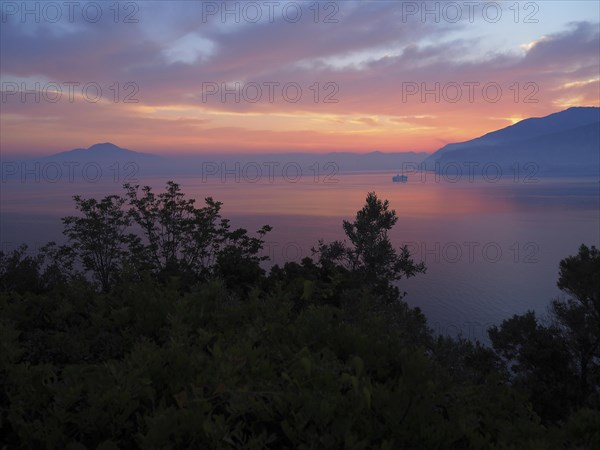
301, 280, 315, 301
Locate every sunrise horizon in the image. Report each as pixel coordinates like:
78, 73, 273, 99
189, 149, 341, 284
2, 2, 599, 156
2, 105, 598, 158
1, 2, 599, 446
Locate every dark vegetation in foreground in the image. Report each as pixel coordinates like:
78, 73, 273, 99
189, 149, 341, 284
1, 182, 598, 449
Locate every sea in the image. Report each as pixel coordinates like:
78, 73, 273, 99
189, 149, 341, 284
2, 168, 598, 342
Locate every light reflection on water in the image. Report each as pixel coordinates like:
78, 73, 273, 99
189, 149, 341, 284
2, 172, 598, 342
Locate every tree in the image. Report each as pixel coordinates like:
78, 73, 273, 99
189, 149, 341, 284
557, 244, 600, 313
126, 182, 204, 279
62, 194, 134, 292
0, 243, 76, 294
125, 181, 271, 287
213, 221, 272, 292
552, 244, 600, 407
0, 245, 44, 294
489, 245, 600, 422
489, 311, 577, 422
37, 241, 78, 289
313, 192, 425, 301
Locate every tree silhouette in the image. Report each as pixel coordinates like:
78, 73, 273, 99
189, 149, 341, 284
0, 243, 76, 294
488, 311, 576, 422
124, 181, 220, 279
553, 244, 600, 406
62, 195, 134, 292
124, 181, 271, 286
3, 187, 599, 447
489, 244, 600, 422
314, 192, 425, 301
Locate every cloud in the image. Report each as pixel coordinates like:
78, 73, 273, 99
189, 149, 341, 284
1, 2, 598, 154
163, 33, 216, 64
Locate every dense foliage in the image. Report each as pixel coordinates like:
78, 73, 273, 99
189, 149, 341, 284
1, 182, 598, 449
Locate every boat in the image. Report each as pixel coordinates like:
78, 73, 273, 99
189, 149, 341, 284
392, 174, 408, 183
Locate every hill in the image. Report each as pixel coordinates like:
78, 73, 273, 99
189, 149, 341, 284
40, 142, 161, 162
422, 107, 600, 176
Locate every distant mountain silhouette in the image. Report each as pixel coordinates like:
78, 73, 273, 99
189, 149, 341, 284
21, 108, 599, 180
423, 107, 600, 176
41, 142, 161, 162
23, 143, 425, 177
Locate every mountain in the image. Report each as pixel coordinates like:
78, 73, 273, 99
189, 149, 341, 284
40, 142, 161, 162
423, 107, 600, 176
3, 142, 165, 182
9, 143, 426, 181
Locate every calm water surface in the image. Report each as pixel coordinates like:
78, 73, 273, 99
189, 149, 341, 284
2, 172, 598, 341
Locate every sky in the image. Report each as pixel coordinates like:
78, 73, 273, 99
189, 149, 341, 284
1, 0, 599, 156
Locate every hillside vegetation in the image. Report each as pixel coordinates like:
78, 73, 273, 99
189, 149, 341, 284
1, 182, 598, 449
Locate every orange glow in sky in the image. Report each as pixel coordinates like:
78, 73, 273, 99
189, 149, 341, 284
1, 1, 599, 156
